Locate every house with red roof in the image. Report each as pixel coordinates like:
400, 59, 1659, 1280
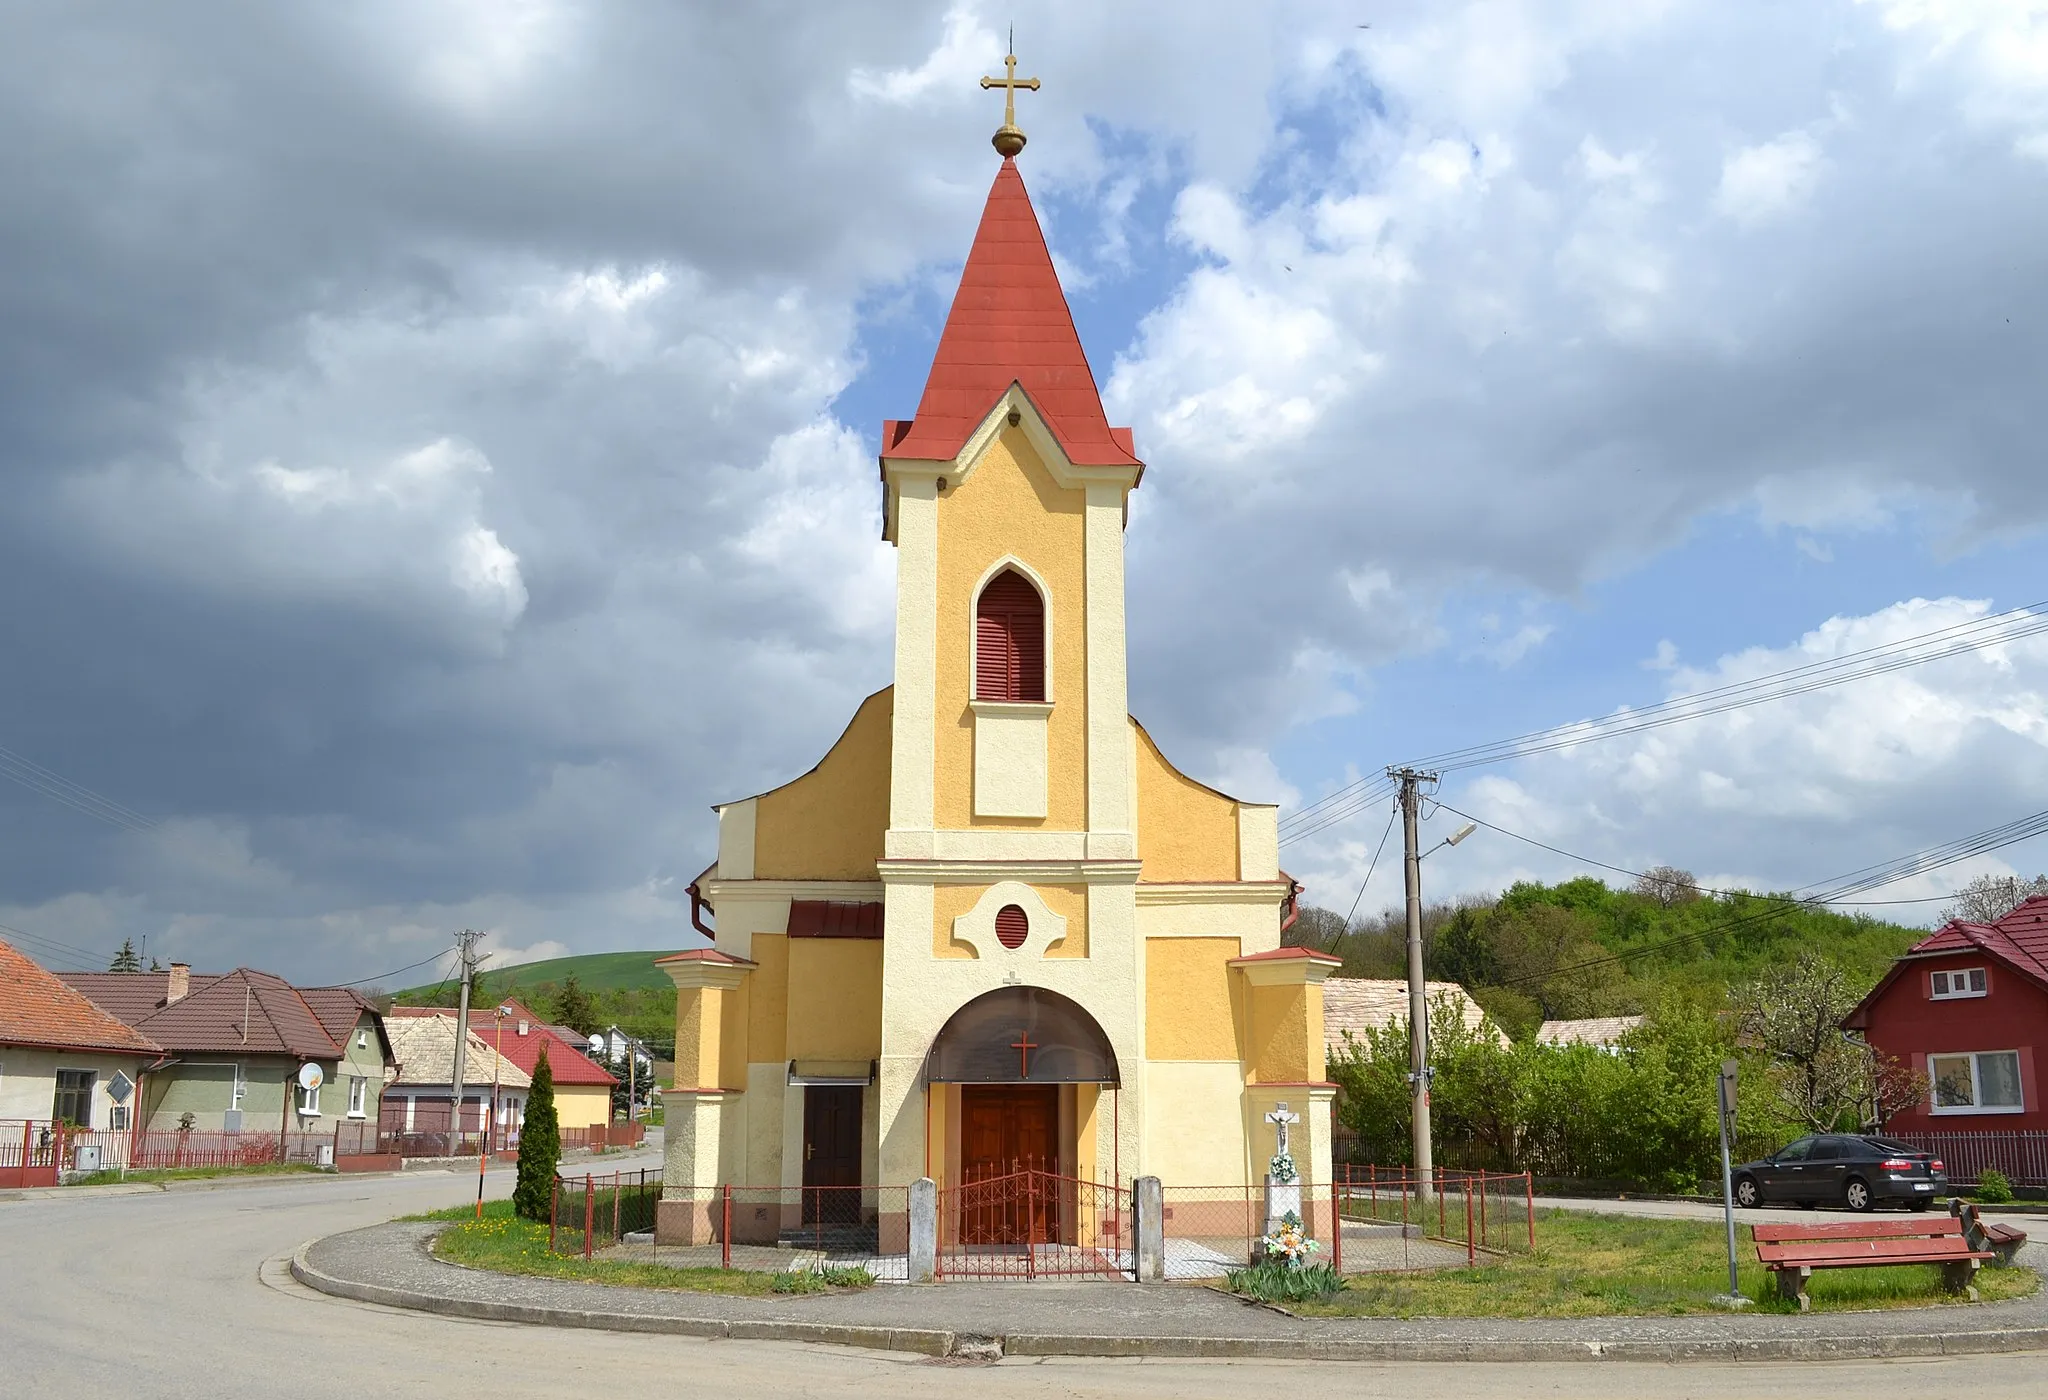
384, 999, 615, 1136
57, 965, 392, 1135
2, 939, 163, 1176
1844, 895, 2048, 1152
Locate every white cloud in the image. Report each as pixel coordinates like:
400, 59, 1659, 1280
1715, 131, 1825, 226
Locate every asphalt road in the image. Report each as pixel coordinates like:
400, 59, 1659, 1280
5, 1162, 2048, 1399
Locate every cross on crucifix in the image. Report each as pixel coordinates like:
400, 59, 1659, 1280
1265, 1103, 1300, 1159
980, 33, 1040, 158
1010, 1030, 1039, 1078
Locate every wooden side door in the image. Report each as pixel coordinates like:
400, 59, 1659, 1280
801, 1085, 863, 1224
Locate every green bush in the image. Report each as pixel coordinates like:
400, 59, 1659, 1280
1976, 1168, 2015, 1203
1226, 1260, 1344, 1305
770, 1263, 876, 1293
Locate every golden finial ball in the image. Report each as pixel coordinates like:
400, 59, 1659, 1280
993, 126, 1026, 158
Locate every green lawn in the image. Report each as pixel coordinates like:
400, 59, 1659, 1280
421, 1200, 871, 1296
1290, 1209, 2038, 1318
68, 1163, 329, 1187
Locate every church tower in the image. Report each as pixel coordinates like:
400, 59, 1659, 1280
658, 56, 1334, 1258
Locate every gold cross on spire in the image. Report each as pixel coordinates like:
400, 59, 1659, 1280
980, 31, 1039, 158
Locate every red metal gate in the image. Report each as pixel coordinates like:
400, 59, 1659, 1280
0, 1121, 64, 1188
936, 1168, 1130, 1279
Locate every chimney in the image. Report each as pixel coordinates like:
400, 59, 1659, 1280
166, 963, 191, 1004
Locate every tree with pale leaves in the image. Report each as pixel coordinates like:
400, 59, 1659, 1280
1941, 873, 2048, 926
1735, 954, 1920, 1132
1631, 866, 1700, 907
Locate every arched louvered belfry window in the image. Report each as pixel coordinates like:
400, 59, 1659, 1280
975, 569, 1045, 702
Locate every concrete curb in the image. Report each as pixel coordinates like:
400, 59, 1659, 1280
288, 1244, 955, 1356
288, 1233, 2048, 1364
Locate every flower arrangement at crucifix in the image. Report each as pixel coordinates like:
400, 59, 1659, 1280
1259, 1210, 1321, 1268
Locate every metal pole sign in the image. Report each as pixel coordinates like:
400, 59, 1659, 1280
1716, 1059, 1743, 1302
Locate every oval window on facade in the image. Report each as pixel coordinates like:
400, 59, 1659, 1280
995, 904, 1029, 949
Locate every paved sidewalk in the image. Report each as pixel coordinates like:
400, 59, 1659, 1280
296, 1219, 2048, 1363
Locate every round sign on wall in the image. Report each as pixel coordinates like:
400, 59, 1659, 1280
297, 1062, 325, 1092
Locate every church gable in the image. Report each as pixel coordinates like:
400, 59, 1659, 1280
747, 686, 893, 881
1133, 719, 1275, 884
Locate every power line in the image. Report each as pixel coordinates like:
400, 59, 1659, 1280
336, 950, 448, 989
1279, 598, 2048, 847
0, 744, 157, 832
0, 919, 112, 969
1333, 800, 1400, 943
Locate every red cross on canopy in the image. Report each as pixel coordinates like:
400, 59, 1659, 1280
1010, 1030, 1038, 1078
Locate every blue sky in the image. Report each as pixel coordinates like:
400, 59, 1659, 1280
2, 1, 2046, 982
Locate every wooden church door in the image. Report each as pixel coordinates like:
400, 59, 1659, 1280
959, 1085, 1060, 1243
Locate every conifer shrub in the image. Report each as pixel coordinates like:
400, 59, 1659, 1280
514, 1043, 561, 1221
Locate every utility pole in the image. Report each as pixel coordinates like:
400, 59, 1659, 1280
1391, 767, 1437, 1211
448, 929, 485, 1154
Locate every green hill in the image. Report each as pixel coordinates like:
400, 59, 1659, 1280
392, 948, 683, 1000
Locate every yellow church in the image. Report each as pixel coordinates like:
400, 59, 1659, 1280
656, 79, 1337, 1248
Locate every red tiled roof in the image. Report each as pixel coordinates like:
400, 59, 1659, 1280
385, 1002, 614, 1087
1231, 946, 1344, 965
884, 159, 1141, 471
787, 900, 883, 939
57, 968, 344, 1059
1844, 894, 2048, 1028
0, 940, 162, 1056
297, 987, 383, 1050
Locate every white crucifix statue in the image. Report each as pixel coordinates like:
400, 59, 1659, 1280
1263, 1102, 1303, 1241
1265, 1102, 1300, 1164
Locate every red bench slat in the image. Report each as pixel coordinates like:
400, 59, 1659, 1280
1983, 1223, 2027, 1245
1757, 1239, 1991, 1266
1752, 1218, 1962, 1243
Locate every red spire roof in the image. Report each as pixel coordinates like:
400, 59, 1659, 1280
885, 158, 1141, 470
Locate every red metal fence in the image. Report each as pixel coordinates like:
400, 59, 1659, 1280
936, 1168, 1130, 1280
0, 1120, 62, 1187
1883, 1130, 2048, 1188
549, 1175, 912, 1281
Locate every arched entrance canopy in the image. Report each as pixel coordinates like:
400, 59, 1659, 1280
924, 986, 1119, 1086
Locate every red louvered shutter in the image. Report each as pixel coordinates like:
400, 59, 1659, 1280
975, 571, 1044, 702
995, 904, 1029, 949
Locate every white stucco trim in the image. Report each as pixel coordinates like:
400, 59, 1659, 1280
700, 879, 884, 902
1135, 881, 1294, 904
883, 386, 1142, 496
716, 798, 757, 881
968, 555, 1056, 704
884, 827, 1138, 863
1235, 804, 1279, 883
889, 475, 940, 835
949, 881, 1070, 959
880, 859, 1142, 885
1083, 482, 1132, 838
972, 704, 1049, 818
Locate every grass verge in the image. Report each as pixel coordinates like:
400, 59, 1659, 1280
1287, 1209, 2038, 1318
421, 1200, 871, 1297
68, 1163, 328, 1187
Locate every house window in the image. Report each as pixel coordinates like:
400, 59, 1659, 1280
111, 1104, 130, 1132
297, 1082, 321, 1117
52, 1069, 95, 1128
356, 1028, 368, 1050
347, 1076, 368, 1119
1930, 968, 1988, 1000
1929, 1051, 2025, 1114
974, 569, 1045, 702
231, 1065, 246, 1110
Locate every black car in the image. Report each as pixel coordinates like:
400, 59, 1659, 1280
1732, 1134, 1948, 1212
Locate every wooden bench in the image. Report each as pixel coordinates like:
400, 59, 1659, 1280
1753, 1218, 1995, 1310
1952, 1199, 2030, 1266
